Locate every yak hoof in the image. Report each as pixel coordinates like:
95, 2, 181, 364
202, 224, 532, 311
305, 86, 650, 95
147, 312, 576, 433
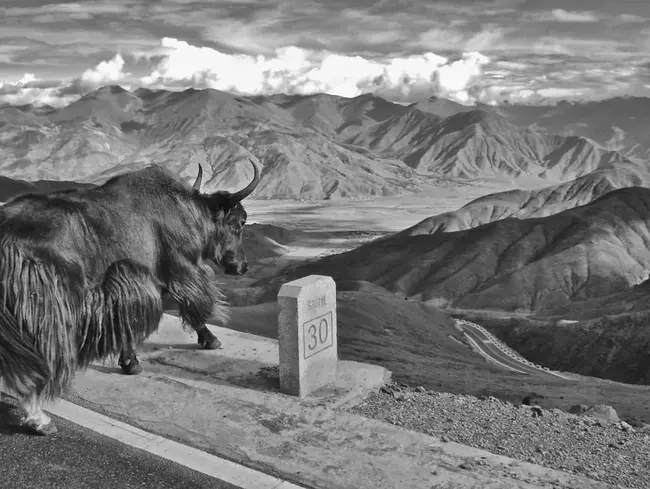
24, 418, 58, 436
120, 359, 143, 375
203, 337, 222, 350
197, 330, 222, 350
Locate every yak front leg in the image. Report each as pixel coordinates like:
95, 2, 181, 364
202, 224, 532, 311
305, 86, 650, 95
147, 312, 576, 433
195, 325, 222, 350
118, 346, 143, 375
168, 260, 225, 351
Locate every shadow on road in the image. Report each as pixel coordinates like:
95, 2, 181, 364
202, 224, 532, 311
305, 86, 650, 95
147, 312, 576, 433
88, 364, 124, 375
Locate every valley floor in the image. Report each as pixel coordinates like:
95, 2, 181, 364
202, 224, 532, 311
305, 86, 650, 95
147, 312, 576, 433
243, 182, 508, 232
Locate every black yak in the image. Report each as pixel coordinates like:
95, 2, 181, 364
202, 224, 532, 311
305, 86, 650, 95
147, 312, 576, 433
0, 159, 260, 435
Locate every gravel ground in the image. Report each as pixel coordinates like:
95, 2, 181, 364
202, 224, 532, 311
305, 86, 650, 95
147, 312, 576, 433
351, 383, 650, 489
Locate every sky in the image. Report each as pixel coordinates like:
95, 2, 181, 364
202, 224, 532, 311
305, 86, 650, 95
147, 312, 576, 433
1, 0, 650, 107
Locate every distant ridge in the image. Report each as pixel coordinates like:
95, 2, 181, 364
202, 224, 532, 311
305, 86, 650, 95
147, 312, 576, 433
0, 86, 640, 200
347, 108, 629, 180
408, 96, 476, 118
0, 86, 428, 200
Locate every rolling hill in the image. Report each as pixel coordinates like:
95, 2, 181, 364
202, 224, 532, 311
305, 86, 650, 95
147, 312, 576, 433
404, 161, 650, 234
255, 186, 650, 313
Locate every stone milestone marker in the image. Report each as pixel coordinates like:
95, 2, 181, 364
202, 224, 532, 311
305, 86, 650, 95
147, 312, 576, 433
277, 275, 337, 397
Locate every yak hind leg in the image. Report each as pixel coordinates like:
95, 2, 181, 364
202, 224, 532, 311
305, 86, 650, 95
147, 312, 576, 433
118, 347, 142, 375
20, 393, 56, 436
82, 259, 164, 376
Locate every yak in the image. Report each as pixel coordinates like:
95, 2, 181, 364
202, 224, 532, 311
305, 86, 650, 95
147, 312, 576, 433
0, 159, 260, 435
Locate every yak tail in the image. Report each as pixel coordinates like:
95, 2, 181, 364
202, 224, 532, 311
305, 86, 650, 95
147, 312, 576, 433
0, 304, 50, 398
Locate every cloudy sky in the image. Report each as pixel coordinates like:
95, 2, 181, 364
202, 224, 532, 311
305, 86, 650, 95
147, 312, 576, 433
1, 0, 650, 107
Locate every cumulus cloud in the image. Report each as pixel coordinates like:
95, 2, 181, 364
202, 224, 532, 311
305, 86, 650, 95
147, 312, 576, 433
0, 38, 492, 106
79, 54, 128, 88
0, 33, 646, 108
16, 73, 36, 85
141, 37, 490, 104
0, 74, 73, 107
0, 54, 130, 107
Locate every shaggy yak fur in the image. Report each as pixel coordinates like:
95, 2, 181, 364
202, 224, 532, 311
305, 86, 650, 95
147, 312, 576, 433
0, 159, 260, 435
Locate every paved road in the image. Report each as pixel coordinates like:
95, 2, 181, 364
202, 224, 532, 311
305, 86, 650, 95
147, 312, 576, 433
0, 397, 240, 489
461, 324, 559, 377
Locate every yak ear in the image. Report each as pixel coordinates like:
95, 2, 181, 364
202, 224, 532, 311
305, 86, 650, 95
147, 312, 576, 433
192, 164, 203, 192
222, 159, 260, 205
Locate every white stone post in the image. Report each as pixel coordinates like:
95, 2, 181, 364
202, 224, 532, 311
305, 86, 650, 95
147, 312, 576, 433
277, 275, 337, 397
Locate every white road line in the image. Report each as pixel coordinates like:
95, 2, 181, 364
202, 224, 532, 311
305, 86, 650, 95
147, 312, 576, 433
46, 399, 304, 489
463, 334, 526, 374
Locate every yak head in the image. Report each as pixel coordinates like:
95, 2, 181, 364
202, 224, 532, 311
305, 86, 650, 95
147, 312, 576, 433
193, 159, 260, 276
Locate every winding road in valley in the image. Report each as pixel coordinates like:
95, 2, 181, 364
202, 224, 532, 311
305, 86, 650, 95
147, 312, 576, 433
456, 320, 573, 380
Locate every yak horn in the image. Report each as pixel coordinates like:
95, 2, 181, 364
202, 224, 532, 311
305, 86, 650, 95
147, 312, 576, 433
228, 159, 260, 203
192, 164, 203, 191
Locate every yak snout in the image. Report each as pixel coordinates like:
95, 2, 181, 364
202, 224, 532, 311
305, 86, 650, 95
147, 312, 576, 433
221, 250, 248, 276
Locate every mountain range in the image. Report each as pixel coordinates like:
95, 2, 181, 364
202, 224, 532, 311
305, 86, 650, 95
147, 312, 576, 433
412, 96, 650, 161
1, 86, 645, 200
